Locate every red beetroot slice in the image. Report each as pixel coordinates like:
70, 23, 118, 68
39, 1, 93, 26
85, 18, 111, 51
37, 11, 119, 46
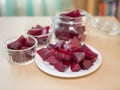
45, 49, 56, 59
17, 35, 26, 45
27, 29, 43, 35
37, 48, 50, 61
54, 51, 72, 61
46, 56, 59, 65
80, 44, 98, 60
23, 37, 35, 47
60, 9, 82, 17
70, 63, 81, 72
54, 61, 68, 72
69, 38, 81, 49
55, 40, 66, 49
7, 41, 22, 50
72, 52, 85, 63
35, 24, 43, 29
7, 35, 26, 50
80, 59, 93, 70
47, 43, 56, 50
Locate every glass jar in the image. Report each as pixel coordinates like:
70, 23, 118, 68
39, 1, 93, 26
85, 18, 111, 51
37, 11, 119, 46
51, 9, 88, 42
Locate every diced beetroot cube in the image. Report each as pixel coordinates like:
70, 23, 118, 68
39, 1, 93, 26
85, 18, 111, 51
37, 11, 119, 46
16, 35, 26, 45
58, 48, 70, 55
37, 48, 50, 61
47, 43, 56, 50
72, 52, 85, 63
23, 37, 35, 47
63, 60, 73, 67
80, 59, 93, 70
68, 38, 81, 49
35, 24, 43, 29
46, 56, 59, 65
55, 40, 66, 49
54, 51, 72, 61
70, 63, 81, 72
69, 47, 81, 53
27, 29, 42, 35
7, 41, 22, 50
45, 49, 56, 59
60, 9, 82, 18
45, 26, 50, 33
54, 61, 68, 72
80, 44, 98, 60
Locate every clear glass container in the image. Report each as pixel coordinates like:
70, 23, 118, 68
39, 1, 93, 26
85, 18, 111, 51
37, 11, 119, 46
3, 35, 37, 65
51, 9, 88, 41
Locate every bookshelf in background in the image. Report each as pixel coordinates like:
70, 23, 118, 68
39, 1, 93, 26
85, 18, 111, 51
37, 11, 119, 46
96, 0, 120, 22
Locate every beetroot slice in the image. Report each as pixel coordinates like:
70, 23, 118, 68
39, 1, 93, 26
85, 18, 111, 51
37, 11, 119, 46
80, 44, 98, 60
7, 35, 26, 50
54, 61, 68, 72
70, 63, 81, 72
27, 29, 43, 35
35, 24, 43, 29
37, 48, 50, 61
72, 52, 85, 63
7, 41, 22, 50
23, 37, 35, 47
80, 59, 93, 70
46, 56, 59, 65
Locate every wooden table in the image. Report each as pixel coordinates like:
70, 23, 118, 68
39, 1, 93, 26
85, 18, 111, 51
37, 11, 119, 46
0, 16, 120, 90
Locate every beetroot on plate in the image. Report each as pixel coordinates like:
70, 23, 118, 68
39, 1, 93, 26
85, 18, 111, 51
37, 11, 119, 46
37, 40, 98, 72
72, 52, 85, 63
80, 44, 98, 61
71, 63, 81, 72
80, 59, 93, 70
54, 61, 68, 72
46, 56, 59, 65
37, 48, 50, 61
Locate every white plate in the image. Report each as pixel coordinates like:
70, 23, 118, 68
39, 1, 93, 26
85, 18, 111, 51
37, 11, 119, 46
35, 44, 102, 78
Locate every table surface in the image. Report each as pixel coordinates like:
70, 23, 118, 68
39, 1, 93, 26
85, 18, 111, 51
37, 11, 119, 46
0, 16, 120, 90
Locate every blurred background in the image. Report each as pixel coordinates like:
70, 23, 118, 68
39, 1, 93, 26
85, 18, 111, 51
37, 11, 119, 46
0, 0, 120, 21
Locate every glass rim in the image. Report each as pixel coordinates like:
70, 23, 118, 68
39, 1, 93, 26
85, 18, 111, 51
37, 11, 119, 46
3, 35, 37, 52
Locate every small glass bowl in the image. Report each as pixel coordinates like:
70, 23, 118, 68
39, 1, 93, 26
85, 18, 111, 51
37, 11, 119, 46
25, 26, 53, 46
3, 35, 37, 65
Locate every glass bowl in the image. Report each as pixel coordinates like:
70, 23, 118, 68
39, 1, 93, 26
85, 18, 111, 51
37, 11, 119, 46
3, 35, 37, 65
25, 25, 53, 46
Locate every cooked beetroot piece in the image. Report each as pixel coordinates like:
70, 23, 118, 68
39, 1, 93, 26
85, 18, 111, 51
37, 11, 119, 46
47, 43, 56, 50
72, 52, 85, 63
46, 56, 59, 65
70, 63, 81, 72
27, 29, 43, 35
17, 35, 27, 45
35, 24, 43, 29
55, 29, 78, 41
80, 44, 98, 60
23, 37, 35, 47
80, 59, 93, 70
63, 60, 73, 67
45, 26, 50, 33
7, 35, 27, 50
54, 61, 68, 72
54, 51, 72, 61
58, 48, 70, 55
69, 47, 81, 53
60, 9, 82, 17
7, 41, 22, 50
66, 38, 81, 49
37, 48, 50, 61
55, 40, 65, 49
45, 49, 56, 59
